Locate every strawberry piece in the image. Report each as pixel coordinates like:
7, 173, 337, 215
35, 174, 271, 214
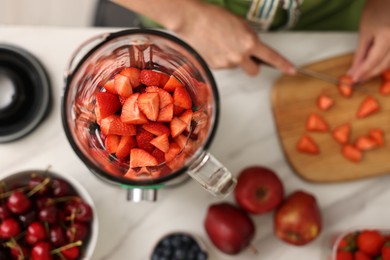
104, 135, 120, 154
306, 113, 329, 132
100, 115, 136, 136
357, 96, 380, 118
165, 142, 181, 162
152, 148, 165, 164
116, 136, 137, 159
317, 95, 334, 111
174, 134, 188, 149
368, 129, 385, 146
380, 81, 390, 96
173, 105, 185, 116
95, 92, 121, 123
114, 73, 133, 97
103, 79, 116, 94
150, 134, 169, 153
354, 251, 371, 260
355, 136, 378, 151
338, 75, 353, 98
137, 92, 160, 121
145, 86, 173, 108
171, 117, 187, 138
173, 87, 192, 109
342, 145, 362, 163
136, 130, 155, 153
120, 67, 140, 88
157, 103, 173, 122
166, 152, 187, 171
163, 75, 184, 92
382, 241, 390, 260
332, 123, 351, 145
357, 230, 385, 256
121, 93, 148, 125
159, 73, 170, 87
335, 251, 353, 260
339, 75, 353, 85
337, 232, 358, 252
382, 68, 390, 81
179, 109, 193, 132
140, 69, 161, 86
129, 148, 158, 168
142, 122, 170, 136
119, 96, 127, 105
297, 135, 319, 155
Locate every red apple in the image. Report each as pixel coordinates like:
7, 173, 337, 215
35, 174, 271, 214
204, 202, 255, 255
234, 166, 284, 215
274, 190, 322, 246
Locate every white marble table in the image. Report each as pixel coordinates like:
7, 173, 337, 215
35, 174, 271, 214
1, 26, 389, 260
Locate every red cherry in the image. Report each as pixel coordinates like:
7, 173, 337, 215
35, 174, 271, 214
7, 191, 31, 214
50, 225, 67, 247
35, 196, 54, 209
61, 246, 80, 259
71, 201, 93, 222
39, 206, 58, 224
18, 210, 38, 228
66, 222, 89, 242
25, 222, 46, 245
31, 241, 53, 260
0, 204, 11, 219
0, 218, 21, 238
10, 245, 29, 260
29, 175, 50, 195
52, 179, 71, 197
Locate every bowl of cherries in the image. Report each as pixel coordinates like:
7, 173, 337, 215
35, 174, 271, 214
0, 169, 98, 260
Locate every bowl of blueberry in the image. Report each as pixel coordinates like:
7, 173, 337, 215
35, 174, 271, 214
0, 169, 98, 259
151, 232, 208, 260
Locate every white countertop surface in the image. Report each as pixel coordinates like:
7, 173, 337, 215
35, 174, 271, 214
1, 26, 389, 260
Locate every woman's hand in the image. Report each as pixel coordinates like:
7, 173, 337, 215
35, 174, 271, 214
349, 0, 390, 82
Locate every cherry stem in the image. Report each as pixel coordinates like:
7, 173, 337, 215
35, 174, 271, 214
0, 186, 30, 199
4, 238, 25, 259
27, 177, 50, 197
249, 243, 259, 255
51, 240, 82, 254
53, 196, 79, 203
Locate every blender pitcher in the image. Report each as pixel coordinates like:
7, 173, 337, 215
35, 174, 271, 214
62, 29, 236, 202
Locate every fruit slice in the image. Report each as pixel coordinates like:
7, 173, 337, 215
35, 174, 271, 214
100, 115, 136, 136
145, 86, 173, 108
150, 134, 169, 153
179, 109, 193, 132
306, 113, 329, 132
342, 145, 362, 163
171, 117, 187, 138
121, 93, 148, 125
338, 75, 353, 98
142, 122, 170, 136
355, 136, 378, 151
165, 142, 181, 162
114, 74, 133, 97
104, 135, 120, 154
380, 81, 390, 96
317, 95, 334, 111
297, 135, 319, 155
357, 96, 380, 118
137, 92, 160, 121
129, 148, 158, 168
140, 69, 161, 86
173, 105, 185, 116
157, 103, 173, 122
173, 87, 192, 109
120, 67, 140, 88
174, 134, 188, 149
136, 130, 155, 154
95, 92, 121, 123
159, 73, 170, 87
152, 148, 165, 164
332, 123, 351, 145
116, 136, 137, 159
103, 79, 116, 94
368, 129, 385, 146
163, 75, 184, 92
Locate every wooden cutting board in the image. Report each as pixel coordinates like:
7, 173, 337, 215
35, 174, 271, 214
272, 53, 390, 183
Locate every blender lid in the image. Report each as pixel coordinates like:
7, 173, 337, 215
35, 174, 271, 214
0, 44, 52, 143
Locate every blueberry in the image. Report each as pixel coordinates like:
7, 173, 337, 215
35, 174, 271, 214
160, 237, 171, 248
197, 251, 208, 260
174, 248, 186, 259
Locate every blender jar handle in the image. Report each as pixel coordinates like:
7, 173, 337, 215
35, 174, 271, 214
187, 151, 236, 198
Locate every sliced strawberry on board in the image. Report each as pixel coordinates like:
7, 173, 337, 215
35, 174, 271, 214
297, 135, 319, 155
121, 93, 148, 125
104, 135, 120, 154
137, 92, 160, 121
380, 81, 390, 96
129, 148, 158, 168
157, 103, 173, 122
136, 130, 155, 153
120, 67, 140, 88
171, 117, 187, 138
150, 134, 170, 153
114, 73, 133, 98
357, 96, 380, 118
355, 136, 378, 151
165, 142, 181, 162
173, 87, 192, 109
179, 109, 193, 132
145, 86, 173, 108
306, 113, 329, 132
332, 123, 351, 145
163, 75, 184, 92
142, 122, 170, 136
368, 129, 385, 146
95, 92, 121, 123
103, 79, 116, 94
382, 68, 390, 81
116, 135, 137, 159
342, 145, 362, 163
317, 95, 334, 111
100, 115, 136, 136
140, 69, 161, 86
152, 148, 165, 164
338, 75, 353, 98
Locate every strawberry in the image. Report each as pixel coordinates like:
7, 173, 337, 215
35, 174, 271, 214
140, 69, 161, 86
297, 135, 319, 155
332, 123, 351, 145
151, 148, 165, 164
120, 67, 140, 88
165, 142, 181, 162
306, 113, 329, 132
136, 130, 155, 153
104, 135, 120, 154
339, 75, 353, 85
173, 105, 185, 116
179, 109, 193, 132
150, 134, 169, 153
368, 129, 385, 146
342, 145, 362, 163
95, 92, 121, 123
337, 232, 358, 251
357, 230, 385, 256
317, 95, 334, 111
338, 75, 353, 98
173, 87, 192, 109
355, 136, 378, 151
382, 68, 390, 81
137, 92, 160, 121
121, 93, 148, 125
174, 134, 188, 149
166, 152, 187, 171
159, 73, 170, 87
116, 136, 137, 159
380, 81, 390, 96
336, 251, 353, 260
354, 251, 371, 260
114, 73, 133, 97
157, 103, 174, 122
357, 96, 380, 118
163, 75, 184, 92
171, 117, 187, 138
382, 241, 390, 260
142, 122, 170, 136
103, 79, 116, 94
129, 148, 158, 168
100, 115, 136, 136
145, 86, 173, 108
